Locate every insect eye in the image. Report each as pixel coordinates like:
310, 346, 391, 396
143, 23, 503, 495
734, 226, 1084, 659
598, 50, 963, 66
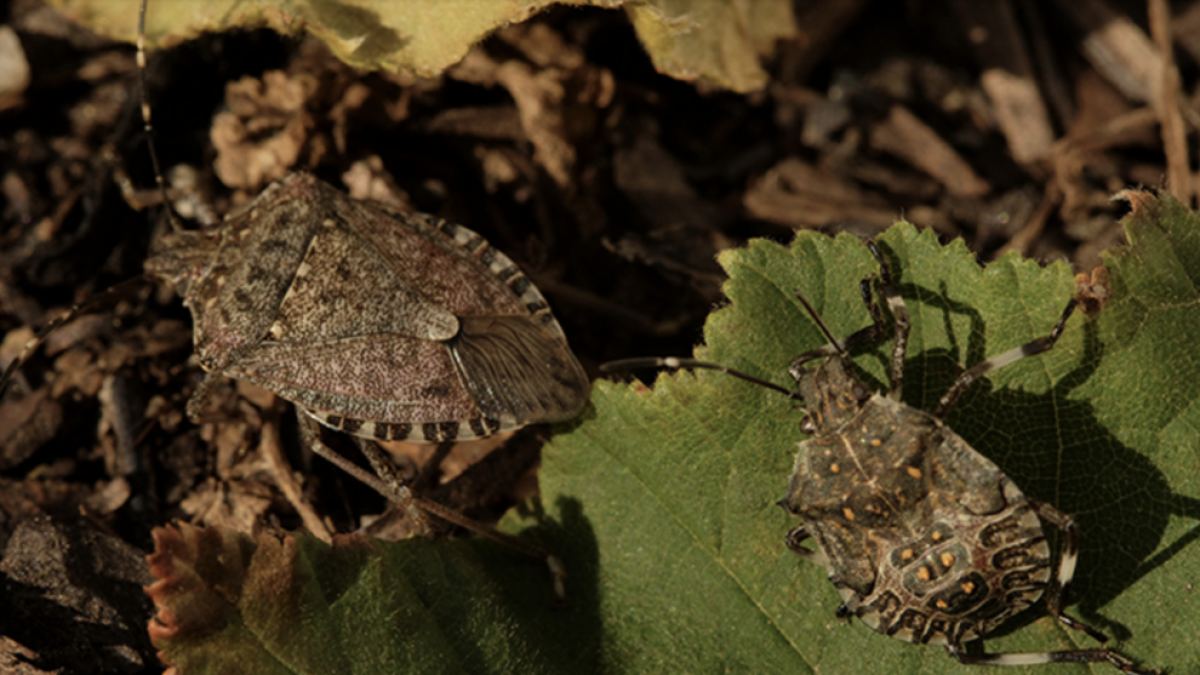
800, 415, 816, 434
852, 382, 870, 401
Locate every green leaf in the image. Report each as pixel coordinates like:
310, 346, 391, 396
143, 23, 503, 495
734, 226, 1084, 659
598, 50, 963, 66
540, 198, 1198, 674
146, 197, 1195, 673
144, 521, 605, 674
48, 0, 795, 92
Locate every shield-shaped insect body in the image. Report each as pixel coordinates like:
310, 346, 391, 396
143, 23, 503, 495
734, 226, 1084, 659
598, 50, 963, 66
0, 167, 588, 590
783, 355, 1055, 646
0, 2, 592, 574
775, 241, 1153, 673
605, 239, 1155, 673
146, 171, 590, 444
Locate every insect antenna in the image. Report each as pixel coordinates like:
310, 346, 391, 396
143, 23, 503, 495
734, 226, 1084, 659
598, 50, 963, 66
601, 356, 798, 400
789, 290, 851, 366
136, 0, 183, 232
0, 276, 151, 397
2, 3, 181, 399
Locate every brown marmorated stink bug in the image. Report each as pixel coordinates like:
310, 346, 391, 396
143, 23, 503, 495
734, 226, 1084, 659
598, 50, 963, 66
604, 240, 1157, 673
0, 0, 589, 585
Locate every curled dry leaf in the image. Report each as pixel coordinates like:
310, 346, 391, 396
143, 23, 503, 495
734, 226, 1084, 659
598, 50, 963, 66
49, 0, 797, 93
212, 71, 320, 190
1074, 265, 1112, 315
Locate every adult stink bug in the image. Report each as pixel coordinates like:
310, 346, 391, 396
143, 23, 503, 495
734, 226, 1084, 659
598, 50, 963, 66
142, 170, 590, 446
605, 240, 1155, 673
0, 0, 589, 579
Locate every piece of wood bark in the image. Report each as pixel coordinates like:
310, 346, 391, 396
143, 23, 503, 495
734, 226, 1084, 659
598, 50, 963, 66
952, 0, 1055, 164
869, 105, 991, 197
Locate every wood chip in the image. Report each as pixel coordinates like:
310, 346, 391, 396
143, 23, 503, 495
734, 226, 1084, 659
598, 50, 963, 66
743, 157, 899, 230
869, 105, 990, 197
952, 0, 1055, 164
1057, 0, 1163, 104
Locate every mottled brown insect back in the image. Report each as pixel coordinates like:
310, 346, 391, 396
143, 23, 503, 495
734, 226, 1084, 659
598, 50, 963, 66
777, 241, 1155, 673
783, 357, 1053, 647
146, 172, 589, 444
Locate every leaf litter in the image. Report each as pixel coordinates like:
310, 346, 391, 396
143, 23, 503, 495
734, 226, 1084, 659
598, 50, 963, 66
1, 1, 1199, 673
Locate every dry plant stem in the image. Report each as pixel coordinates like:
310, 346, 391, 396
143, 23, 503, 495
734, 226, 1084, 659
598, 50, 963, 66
260, 413, 332, 542
1053, 106, 1156, 217
1057, 107, 1157, 159
1172, 1, 1200, 66
741, 158, 901, 231
1147, 0, 1192, 205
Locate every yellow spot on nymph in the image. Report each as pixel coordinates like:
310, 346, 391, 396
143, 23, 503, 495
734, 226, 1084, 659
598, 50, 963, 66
917, 566, 931, 582
936, 599, 948, 609
931, 530, 943, 542
940, 551, 956, 568
907, 466, 922, 479
961, 581, 976, 594
842, 507, 856, 521
901, 548, 914, 560
870, 438, 882, 447
830, 463, 840, 474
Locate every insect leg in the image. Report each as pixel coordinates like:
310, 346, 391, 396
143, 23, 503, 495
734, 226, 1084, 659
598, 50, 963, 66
1028, 499, 1112, 643
865, 241, 910, 400
934, 298, 1077, 418
298, 415, 567, 601
946, 643, 1153, 673
789, 283, 875, 369
297, 414, 423, 525
944, 498, 1159, 674
353, 435, 436, 535
785, 524, 830, 567
131, 0, 218, 227
184, 374, 231, 422
788, 526, 868, 619
789, 240, 909, 392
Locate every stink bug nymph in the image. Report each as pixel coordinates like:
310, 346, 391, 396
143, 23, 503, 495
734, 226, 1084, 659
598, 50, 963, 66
604, 240, 1156, 673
